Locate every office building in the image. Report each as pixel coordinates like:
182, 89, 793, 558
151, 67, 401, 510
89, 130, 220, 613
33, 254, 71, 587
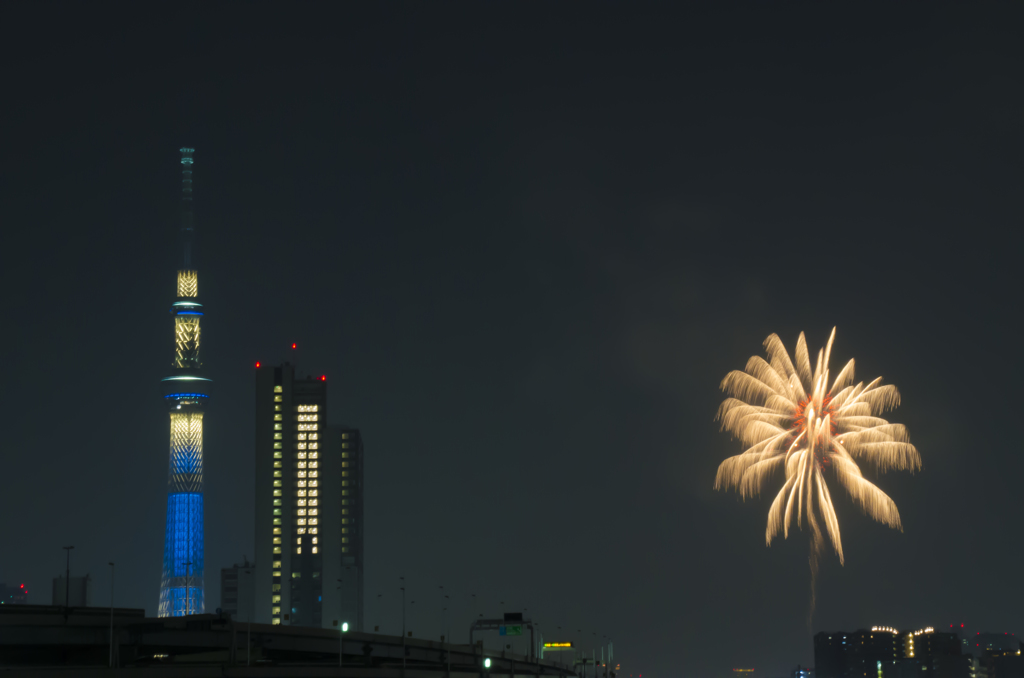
253, 362, 364, 629
816, 627, 962, 678
157, 147, 210, 616
0, 583, 28, 605
220, 559, 256, 621
52, 575, 91, 607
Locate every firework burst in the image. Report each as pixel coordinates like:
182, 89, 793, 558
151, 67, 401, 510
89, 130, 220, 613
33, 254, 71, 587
714, 328, 920, 612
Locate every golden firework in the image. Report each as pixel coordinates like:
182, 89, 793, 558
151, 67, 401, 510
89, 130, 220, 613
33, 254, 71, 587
715, 328, 920, 587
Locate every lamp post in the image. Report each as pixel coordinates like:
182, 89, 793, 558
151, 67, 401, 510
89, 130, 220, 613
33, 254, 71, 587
61, 546, 74, 620
400, 577, 406, 674
108, 562, 115, 667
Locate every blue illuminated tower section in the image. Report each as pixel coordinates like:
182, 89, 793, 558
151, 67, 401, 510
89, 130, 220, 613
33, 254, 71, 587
158, 147, 209, 617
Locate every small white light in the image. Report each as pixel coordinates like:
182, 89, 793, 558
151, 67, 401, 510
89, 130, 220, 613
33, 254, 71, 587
342, 622, 349, 632
485, 658, 492, 669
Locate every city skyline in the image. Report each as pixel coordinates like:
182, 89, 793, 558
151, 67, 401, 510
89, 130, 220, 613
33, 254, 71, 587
1, 3, 1022, 676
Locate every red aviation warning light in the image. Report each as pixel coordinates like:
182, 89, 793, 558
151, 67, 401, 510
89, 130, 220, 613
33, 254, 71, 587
255, 361, 261, 368
292, 343, 297, 349
320, 375, 326, 381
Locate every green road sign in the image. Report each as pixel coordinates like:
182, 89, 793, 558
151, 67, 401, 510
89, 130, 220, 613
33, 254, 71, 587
506, 625, 522, 636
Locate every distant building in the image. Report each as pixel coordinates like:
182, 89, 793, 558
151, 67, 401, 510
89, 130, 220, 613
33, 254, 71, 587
816, 627, 962, 678
51, 575, 91, 607
0, 583, 28, 605
220, 559, 256, 621
253, 362, 364, 630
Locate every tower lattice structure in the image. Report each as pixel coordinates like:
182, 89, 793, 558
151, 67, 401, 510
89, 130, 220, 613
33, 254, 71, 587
158, 147, 210, 617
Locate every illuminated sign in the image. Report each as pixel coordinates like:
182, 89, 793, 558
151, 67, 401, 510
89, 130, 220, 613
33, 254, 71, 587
544, 643, 574, 649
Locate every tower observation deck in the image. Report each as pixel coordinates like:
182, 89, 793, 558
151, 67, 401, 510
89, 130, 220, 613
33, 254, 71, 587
158, 147, 209, 617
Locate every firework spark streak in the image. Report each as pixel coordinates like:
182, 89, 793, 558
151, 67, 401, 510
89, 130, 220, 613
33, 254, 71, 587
714, 328, 920, 614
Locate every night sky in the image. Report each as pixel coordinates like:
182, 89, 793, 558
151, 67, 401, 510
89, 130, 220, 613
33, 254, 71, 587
2, 3, 1022, 677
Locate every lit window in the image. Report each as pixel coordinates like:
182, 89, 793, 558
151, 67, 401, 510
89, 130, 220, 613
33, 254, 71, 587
296, 537, 302, 545
274, 395, 282, 402
272, 561, 281, 568
342, 433, 350, 439
272, 595, 281, 603
271, 618, 281, 625
273, 452, 282, 459
297, 518, 307, 525
272, 606, 281, 614
298, 472, 307, 479
297, 443, 307, 450
296, 547, 302, 554
342, 528, 349, 534
297, 434, 307, 441
273, 537, 281, 545
341, 480, 349, 487
342, 490, 349, 496
274, 405, 281, 412
342, 471, 349, 477
342, 518, 351, 524
273, 527, 281, 535
297, 527, 306, 534
309, 490, 318, 497
342, 537, 349, 544
273, 547, 281, 554
342, 509, 349, 515
342, 547, 349, 554
309, 502, 318, 509
274, 414, 283, 422
297, 490, 307, 497
273, 461, 282, 468
309, 518, 318, 525
297, 509, 307, 516
273, 443, 282, 449
298, 461, 307, 469
273, 517, 281, 524
274, 433, 282, 440
342, 462, 350, 468
309, 454, 318, 461
309, 527, 318, 534
274, 471, 282, 478
274, 424, 283, 431
342, 453, 350, 459
297, 499, 307, 507
309, 471, 319, 478
273, 489, 282, 496
312, 537, 318, 544
272, 584, 281, 592
312, 547, 318, 554
274, 386, 283, 393
342, 443, 350, 449
309, 433, 318, 440
309, 443, 319, 450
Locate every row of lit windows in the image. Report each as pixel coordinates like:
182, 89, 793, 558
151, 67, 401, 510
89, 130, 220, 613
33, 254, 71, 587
297, 423, 317, 431
271, 387, 283, 621
297, 404, 319, 412
297, 414, 318, 422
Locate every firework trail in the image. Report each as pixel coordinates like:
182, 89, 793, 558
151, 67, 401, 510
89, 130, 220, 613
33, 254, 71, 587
714, 328, 920, 619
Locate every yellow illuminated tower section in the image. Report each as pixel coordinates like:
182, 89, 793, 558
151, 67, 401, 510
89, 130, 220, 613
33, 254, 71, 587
158, 147, 209, 617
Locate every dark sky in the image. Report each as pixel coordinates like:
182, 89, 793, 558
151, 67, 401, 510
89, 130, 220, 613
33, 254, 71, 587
2, 3, 1022, 677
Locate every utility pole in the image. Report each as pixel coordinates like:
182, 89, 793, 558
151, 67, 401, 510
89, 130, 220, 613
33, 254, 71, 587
62, 546, 74, 621
108, 562, 115, 668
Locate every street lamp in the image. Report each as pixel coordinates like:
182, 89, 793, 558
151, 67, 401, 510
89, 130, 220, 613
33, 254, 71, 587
61, 546, 74, 620
108, 562, 115, 668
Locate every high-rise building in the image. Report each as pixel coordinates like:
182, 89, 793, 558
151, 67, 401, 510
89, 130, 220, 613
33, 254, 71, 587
158, 147, 209, 617
220, 559, 256, 621
0, 583, 28, 605
816, 627, 962, 678
253, 362, 364, 629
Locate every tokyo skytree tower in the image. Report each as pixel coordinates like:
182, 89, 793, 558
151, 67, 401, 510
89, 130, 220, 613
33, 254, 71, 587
158, 147, 209, 616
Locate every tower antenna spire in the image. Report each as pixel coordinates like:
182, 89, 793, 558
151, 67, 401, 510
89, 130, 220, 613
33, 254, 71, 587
179, 147, 195, 268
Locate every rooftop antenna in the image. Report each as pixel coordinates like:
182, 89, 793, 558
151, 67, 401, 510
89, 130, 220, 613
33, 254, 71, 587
180, 147, 195, 268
